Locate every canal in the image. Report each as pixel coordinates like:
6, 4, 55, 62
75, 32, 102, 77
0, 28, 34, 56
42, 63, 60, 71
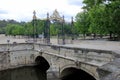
0, 66, 60, 80
0, 66, 96, 80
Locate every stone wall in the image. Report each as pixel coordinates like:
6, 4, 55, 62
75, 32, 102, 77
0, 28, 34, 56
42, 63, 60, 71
34, 43, 119, 80
0, 43, 39, 71
34, 43, 115, 64
0, 43, 119, 80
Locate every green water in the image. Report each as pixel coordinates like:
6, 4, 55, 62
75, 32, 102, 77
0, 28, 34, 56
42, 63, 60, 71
0, 66, 59, 80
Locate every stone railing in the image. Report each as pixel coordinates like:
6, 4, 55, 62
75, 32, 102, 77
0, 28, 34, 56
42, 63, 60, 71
34, 43, 117, 65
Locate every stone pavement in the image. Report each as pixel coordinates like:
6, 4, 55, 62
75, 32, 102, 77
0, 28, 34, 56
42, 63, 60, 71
50, 38, 120, 52
67, 40, 120, 52
0, 35, 120, 52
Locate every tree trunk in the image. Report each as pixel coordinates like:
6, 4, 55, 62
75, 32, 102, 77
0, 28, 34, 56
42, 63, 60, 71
117, 33, 120, 41
83, 33, 86, 40
109, 31, 112, 40
93, 33, 96, 40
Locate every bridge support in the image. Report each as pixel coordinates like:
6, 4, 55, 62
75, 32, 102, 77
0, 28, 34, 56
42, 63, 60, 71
60, 67, 96, 80
35, 56, 50, 71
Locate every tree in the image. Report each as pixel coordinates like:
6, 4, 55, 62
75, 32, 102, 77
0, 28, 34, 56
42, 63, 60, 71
103, 1, 120, 40
88, 5, 106, 34
83, 0, 103, 11
111, 1, 120, 40
81, 0, 120, 40
6, 24, 25, 36
24, 22, 33, 37
36, 19, 45, 35
50, 23, 57, 36
75, 11, 89, 39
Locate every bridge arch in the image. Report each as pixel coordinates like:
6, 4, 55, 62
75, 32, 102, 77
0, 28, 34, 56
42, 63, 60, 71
60, 67, 96, 80
35, 56, 50, 71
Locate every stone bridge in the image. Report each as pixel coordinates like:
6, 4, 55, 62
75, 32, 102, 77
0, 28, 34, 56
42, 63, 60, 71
0, 43, 119, 80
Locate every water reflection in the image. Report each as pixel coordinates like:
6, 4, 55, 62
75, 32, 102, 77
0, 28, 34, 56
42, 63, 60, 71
0, 66, 96, 80
0, 66, 47, 80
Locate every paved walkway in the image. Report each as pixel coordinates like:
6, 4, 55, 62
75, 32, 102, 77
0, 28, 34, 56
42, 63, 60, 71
50, 38, 120, 52
67, 40, 120, 52
0, 35, 120, 52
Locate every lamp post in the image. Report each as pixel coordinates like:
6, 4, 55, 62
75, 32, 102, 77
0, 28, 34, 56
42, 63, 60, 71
62, 15, 65, 45
33, 10, 37, 42
71, 17, 74, 44
7, 39, 10, 51
47, 13, 50, 44
44, 13, 50, 44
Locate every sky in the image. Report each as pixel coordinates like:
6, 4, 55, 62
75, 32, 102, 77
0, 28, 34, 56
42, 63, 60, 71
0, 0, 83, 22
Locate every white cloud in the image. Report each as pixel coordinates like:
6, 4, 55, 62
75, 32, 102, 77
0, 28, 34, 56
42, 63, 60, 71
0, 0, 83, 22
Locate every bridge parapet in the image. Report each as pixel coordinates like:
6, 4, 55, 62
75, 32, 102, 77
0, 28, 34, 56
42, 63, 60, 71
0, 43, 119, 80
0, 43, 36, 71
0, 43, 33, 51
97, 58, 120, 80
34, 43, 115, 65
34, 43, 119, 80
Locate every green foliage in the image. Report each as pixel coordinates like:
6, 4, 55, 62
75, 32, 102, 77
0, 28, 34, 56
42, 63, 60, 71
75, 11, 89, 34
37, 19, 45, 34
22, 19, 45, 37
75, 0, 120, 40
0, 27, 5, 34
50, 24, 57, 36
6, 24, 25, 36
63, 23, 71, 35
83, 0, 103, 10
24, 22, 33, 36
88, 5, 106, 34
